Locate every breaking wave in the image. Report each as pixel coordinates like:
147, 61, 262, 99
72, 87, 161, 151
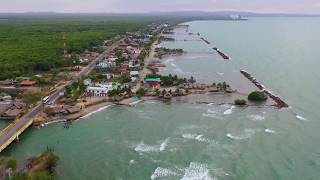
182, 134, 211, 143
248, 114, 265, 121
181, 162, 213, 180
134, 138, 170, 153
223, 106, 235, 115
265, 128, 276, 134
216, 72, 224, 76
226, 129, 260, 140
150, 167, 179, 179
296, 115, 307, 121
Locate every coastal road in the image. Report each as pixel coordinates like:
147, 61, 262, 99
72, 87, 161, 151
0, 39, 121, 152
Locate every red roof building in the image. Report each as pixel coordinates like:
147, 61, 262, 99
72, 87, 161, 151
20, 80, 36, 86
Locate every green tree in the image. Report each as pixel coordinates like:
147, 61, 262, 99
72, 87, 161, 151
234, 99, 247, 106
6, 159, 17, 170
188, 76, 196, 83
30, 170, 54, 180
10, 172, 28, 180
248, 91, 268, 102
136, 88, 146, 97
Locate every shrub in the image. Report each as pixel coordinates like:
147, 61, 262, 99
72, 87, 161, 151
136, 88, 146, 97
248, 91, 268, 102
6, 159, 17, 170
234, 99, 247, 106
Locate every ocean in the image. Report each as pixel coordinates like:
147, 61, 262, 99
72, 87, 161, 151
2, 18, 320, 180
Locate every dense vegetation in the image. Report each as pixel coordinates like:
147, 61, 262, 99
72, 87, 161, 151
234, 99, 247, 105
0, 148, 59, 180
0, 15, 157, 80
146, 73, 194, 86
248, 91, 268, 102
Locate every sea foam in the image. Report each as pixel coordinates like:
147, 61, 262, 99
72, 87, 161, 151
265, 128, 276, 134
150, 167, 179, 179
226, 129, 260, 140
223, 106, 235, 115
296, 115, 307, 121
248, 114, 265, 121
134, 138, 170, 153
181, 162, 213, 180
182, 134, 211, 143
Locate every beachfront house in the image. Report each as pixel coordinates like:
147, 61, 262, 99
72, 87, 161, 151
86, 82, 119, 97
144, 78, 161, 88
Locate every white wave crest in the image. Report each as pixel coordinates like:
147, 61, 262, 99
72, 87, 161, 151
265, 128, 276, 134
296, 115, 307, 121
223, 106, 235, 115
226, 129, 260, 140
160, 138, 170, 151
151, 167, 179, 179
182, 134, 211, 143
202, 113, 218, 118
181, 162, 213, 180
134, 138, 170, 153
248, 114, 265, 121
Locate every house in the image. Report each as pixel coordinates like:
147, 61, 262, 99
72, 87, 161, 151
122, 52, 129, 59
130, 71, 139, 77
129, 62, 140, 69
208, 87, 220, 92
20, 80, 36, 86
86, 82, 119, 97
96, 61, 116, 71
0, 79, 17, 86
79, 57, 89, 64
81, 51, 99, 59
144, 78, 161, 88
83, 79, 93, 86
128, 53, 141, 59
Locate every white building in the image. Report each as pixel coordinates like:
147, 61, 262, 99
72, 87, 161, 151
86, 82, 119, 97
130, 71, 139, 77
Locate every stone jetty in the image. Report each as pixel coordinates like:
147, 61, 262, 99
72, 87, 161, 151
201, 37, 211, 44
213, 47, 231, 60
240, 70, 289, 108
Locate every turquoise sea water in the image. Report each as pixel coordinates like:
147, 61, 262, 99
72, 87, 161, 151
2, 18, 320, 179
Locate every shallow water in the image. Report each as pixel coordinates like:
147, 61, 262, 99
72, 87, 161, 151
2, 18, 320, 180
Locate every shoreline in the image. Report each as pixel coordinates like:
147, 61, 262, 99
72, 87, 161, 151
37, 92, 280, 127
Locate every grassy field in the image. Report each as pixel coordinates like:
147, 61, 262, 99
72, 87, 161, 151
0, 15, 160, 80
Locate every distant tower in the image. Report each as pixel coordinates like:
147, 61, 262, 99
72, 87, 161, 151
63, 34, 68, 57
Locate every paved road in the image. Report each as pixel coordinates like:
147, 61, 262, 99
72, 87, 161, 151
0, 40, 121, 152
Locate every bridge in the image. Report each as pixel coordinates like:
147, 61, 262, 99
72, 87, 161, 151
0, 40, 120, 152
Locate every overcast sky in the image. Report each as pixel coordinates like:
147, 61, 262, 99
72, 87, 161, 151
1, 0, 320, 14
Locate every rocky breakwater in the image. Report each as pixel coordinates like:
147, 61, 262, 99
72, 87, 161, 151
213, 47, 231, 60
201, 37, 211, 44
240, 70, 289, 108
